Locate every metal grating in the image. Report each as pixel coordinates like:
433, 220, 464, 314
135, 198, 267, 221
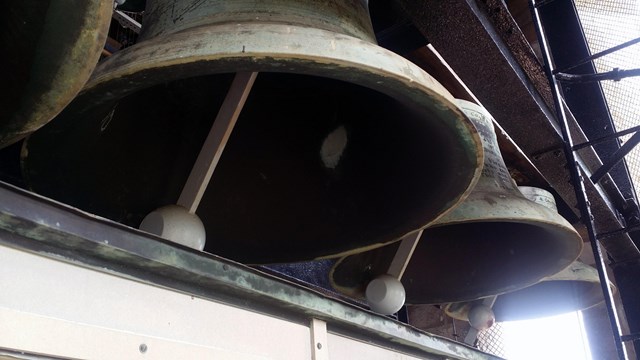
574, 0, 640, 197
477, 322, 506, 358
104, 10, 143, 58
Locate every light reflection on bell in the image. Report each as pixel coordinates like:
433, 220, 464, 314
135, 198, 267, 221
21, 1, 483, 264
445, 186, 611, 321
444, 260, 609, 322
0, 0, 112, 148
330, 100, 583, 304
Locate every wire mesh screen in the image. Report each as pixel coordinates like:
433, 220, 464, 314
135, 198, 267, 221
104, 11, 143, 59
477, 322, 507, 358
574, 0, 640, 197
114, 11, 142, 49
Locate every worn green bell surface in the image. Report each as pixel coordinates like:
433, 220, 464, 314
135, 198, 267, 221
443, 187, 607, 321
21, 0, 482, 264
0, 0, 112, 148
330, 101, 582, 304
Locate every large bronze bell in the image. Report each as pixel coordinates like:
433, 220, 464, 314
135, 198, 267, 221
0, 0, 112, 147
445, 187, 610, 321
330, 100, 583, 304
21, 1, 483, 264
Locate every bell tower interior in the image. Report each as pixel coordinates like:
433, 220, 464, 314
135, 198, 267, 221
1, 1, 639, 359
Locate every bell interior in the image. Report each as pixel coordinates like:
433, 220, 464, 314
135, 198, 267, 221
23, 71, 475, 263
492, 281, 599, 321
402, 221, 579, 304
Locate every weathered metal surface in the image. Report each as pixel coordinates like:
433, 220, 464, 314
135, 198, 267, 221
21, 0, 483, 264
330, 101, 582, 304
0, 181, 501, 360
393, 0, 640, 262
141, 0, 377, 43
0, 0, 112, 148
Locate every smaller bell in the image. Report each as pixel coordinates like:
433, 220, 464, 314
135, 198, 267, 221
444, 260, 609, 322
445, 186, 612, 322
330, 100, 583, 304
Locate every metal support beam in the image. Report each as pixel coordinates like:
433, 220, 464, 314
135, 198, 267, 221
555, 36, 640, 74
529, 1, 628, 358
591, 131, 640, 184
573, 125, 640, 151
621, 333, 640, 343
556, 68, 640, 83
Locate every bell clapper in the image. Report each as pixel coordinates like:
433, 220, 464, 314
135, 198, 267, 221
366, 274, 406, 315
366, 230, 422, 315
140, 72, 259, 250
463, 296, 497, 346
139, 205, 206, 250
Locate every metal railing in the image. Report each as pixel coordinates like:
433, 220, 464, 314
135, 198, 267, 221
529, 1, 640, 358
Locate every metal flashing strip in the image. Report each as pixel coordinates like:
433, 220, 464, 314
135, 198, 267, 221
0, 182, 499, 360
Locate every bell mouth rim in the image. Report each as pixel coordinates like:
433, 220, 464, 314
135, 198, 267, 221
70, 22, 484, 253
430, 192, 583, 247
433, 192, 581, 233
328, 198, 584, 302
85, 21, 483, 157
